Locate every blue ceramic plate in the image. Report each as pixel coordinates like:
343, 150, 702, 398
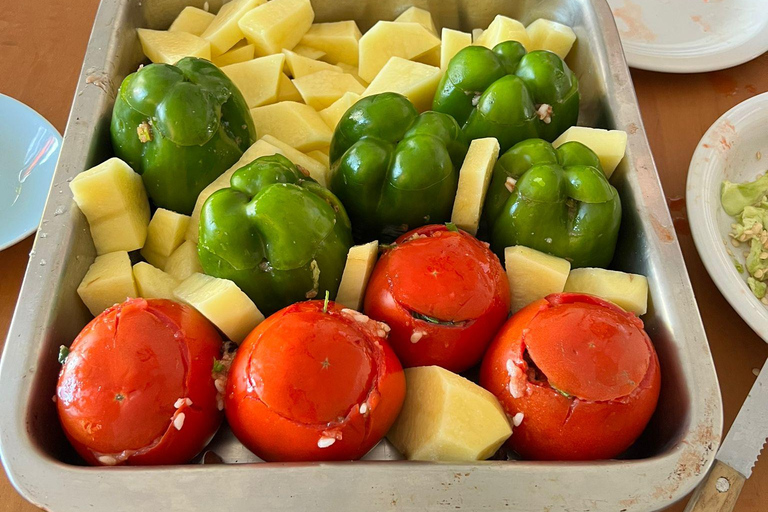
0, 94, 61, 251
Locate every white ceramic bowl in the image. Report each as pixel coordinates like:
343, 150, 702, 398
687, 92, 768, 343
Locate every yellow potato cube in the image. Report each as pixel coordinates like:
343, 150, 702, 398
133, 262, 179, 300
175, 273, 265, 343
136, 28, 211, 64
221, 54, 285, 108
238, 0, 314, 56
276, 73, 303, 102
526, 18, 576, 59
212, 43, 255, 67
140, 208, 191, 270
505, 245, 571, 313
319, 91, 361, 130
69, 157, 150, 255
283, 49, 342, 78
259, 134, 329, 187
335, 241, 379, 311
336, 62, 367, 86
250, 101, 332, 151
292, 70, 365, 110
358, 21, 441, 83
553, 126, 627, 178
475, 15, 530, 50
300, 21, 362, 66
201, 0, 265, 56
77, 251, 137, 317
305, 149, 330, 168
564, 268, 649, 316
441, 28, 471, 70
363, 57, 442, 112
394, 6, 438, 35
451, 138, 500, 235
388, 366, 512, 461
292, 44, 326, 60
164, 240, 204, 281
168, 6, 215, 36
472, 28, 484, 42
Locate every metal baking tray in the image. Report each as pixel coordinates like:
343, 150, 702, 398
0, 0, 723, 510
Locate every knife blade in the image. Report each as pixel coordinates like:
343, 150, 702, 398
685, 362, 768, 511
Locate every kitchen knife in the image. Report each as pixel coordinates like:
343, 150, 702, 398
685, 362, 768, 512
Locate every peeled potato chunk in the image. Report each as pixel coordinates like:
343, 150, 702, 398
175, 273, 265, 343
505, 245, 571, 313
564, 268, 649, 316
221, 53, 285, 108
250, 101, 332, 151
387, 366, 512, 461
259, 134, 329, 187
140, 208, 190, 270
441, 28, 471, 70
474, 15, 530, 50
276, 73, 303, 102
238, 0, 314, 56
212, 42, 255, 67
291, 44, 326, 60
69, 157, 150, 255
336, 62, 366, 86
526, 18, 576, 59
335, 241, 379, 311
395, 6, 438, 35
472, 28, 484, 42
299, 20, 362, 66
319, 91, 361, 130
292, 70, 365, 110
77, 252, 138, 316
200, 0, 265, 56
553, 126, 627, 178
451, 137, 500, 235
137, 28, 211, 64
282, 49, 342, 78
133, 262, 179, 300
165, 240, 204, 281
358, 21, 441, 83
363, 57, 442, 112
168, 6, 215, 36
305, 149, 330, 168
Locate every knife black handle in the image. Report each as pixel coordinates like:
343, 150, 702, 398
684, 460, 746, 512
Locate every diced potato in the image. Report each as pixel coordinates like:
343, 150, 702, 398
441, 28, 471, 70
472, 28, 484, 42
563, 268, 649, 316
451, 138, 500, 235
140, 208, 190, 269
201, 0, 265, 56
136, 28, 211, 64
77, 252, 138, 316
553, 127, 627, 178
282, 49, 342, 78
387, 366, 512, 461
526, 18, 576, 59
168, 6, 215, 36
299, 21, 362, 66
175, 273, 265, 343
306, 149, 330, 168
319, 91, 360, 130
133, 262, 179, 300
475, 15, 530, 50
505, 246, 571, 313
292, 70, 365, 110
69, 157, 150, 255
238, 0, 314, 56
164, 240, 204, 281
260, 134, 329, 187
395, 6, 438, 35
363, 57, 442, 112
414, 46, 441, 67
250, 101, 332, 151
221, 54, 285, 108
212, 43, 255, 67
358, 21, 441, 83
292, 44, 325, 60
335, 241, 379, 311
276, 73, 303, 102
336, 62, 367, 86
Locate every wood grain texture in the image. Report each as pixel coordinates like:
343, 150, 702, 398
0, 2, 766, 511
684, 460, 746, 512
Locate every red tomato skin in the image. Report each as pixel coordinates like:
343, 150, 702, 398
57, 298, 224, 466
364, 225, 510, 372
225, 301, 405, 462
479, 293, 661, 460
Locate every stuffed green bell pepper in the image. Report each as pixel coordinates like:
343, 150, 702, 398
111, 57, 256, 214
433, 41, 578, 153
198, 154, 353, 315
483, 139, 621, 268
329, 92, 468, 241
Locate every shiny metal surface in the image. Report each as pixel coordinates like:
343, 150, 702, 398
717, 364, 768, 479
0, 0, 723, 511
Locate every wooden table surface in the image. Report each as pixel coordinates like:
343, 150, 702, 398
1, 1, 766, 511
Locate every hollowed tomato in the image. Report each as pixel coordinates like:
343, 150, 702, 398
225, 300, 405, 461
479, 293, 661, 460
56, 298, 224, 466
364, 224, 510, 373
